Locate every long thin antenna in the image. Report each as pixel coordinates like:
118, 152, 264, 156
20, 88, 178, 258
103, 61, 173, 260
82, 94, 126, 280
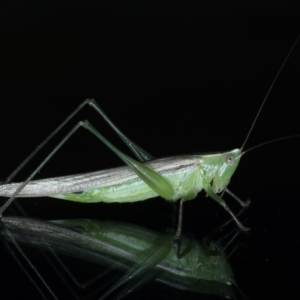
243, 134, 300, 155
241, 35, 300, 151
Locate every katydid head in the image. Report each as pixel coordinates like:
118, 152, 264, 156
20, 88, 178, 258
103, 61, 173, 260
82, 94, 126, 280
211, 149, 242, 193
200, 149, 242, 193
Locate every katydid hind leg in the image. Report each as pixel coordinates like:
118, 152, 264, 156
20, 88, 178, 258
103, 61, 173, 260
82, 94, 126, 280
3, 99, 151, 187
0, 121, 87, 215
3, 100, 90, 185
2, 98, 178, 230
87, 99, 154, 162
83, 120, 175, 200
0, 99, 156, 213
1, 117, 175, 212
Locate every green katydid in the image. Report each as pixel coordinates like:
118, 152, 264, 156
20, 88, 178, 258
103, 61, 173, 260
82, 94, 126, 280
0, 36, 299, 238
0, 101, 247, 234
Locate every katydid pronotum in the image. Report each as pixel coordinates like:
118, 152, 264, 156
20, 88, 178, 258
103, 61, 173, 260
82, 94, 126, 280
0, 36, 299, 240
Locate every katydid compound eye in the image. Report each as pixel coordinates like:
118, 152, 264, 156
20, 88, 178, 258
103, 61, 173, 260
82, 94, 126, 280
225, 154, 235, 166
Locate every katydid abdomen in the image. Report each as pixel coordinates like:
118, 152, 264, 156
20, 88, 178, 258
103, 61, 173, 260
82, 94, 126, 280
0, 156, 203, 203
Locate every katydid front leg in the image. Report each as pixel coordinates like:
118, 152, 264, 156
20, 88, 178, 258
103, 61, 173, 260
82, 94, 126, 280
204, 185, 250, 231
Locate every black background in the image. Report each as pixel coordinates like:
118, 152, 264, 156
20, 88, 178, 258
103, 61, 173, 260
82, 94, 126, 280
1, 1, 300, 299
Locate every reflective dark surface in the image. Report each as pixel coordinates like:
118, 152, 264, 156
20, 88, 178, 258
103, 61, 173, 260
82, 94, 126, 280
1, 216, 242, 299
1, 1, 300, 299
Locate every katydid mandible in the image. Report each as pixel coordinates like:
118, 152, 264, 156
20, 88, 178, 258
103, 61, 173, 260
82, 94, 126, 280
0, 36, 299, 237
